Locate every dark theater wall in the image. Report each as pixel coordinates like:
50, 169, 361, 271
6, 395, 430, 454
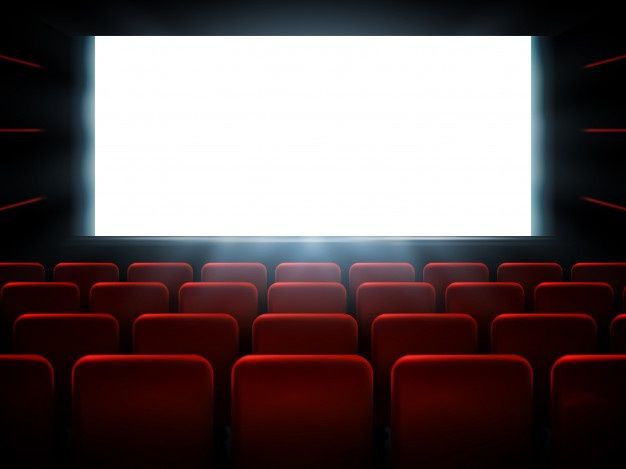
0, 2, 625, 270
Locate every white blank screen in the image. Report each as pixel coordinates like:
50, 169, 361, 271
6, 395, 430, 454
95, 36, 531, 236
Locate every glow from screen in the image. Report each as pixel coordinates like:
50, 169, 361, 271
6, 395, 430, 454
95, 36, 531, 236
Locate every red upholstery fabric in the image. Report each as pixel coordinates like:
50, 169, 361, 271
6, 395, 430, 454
1, 282, 80, 346
392, 355, 532, 469
0, 262, 45, 288
492, 313, 596, 419
133, 313, 238, 426
0, 355, 54, 467
267, 282, 347, 313
571, 262, 626, 309
54, 263, 119, 310
610, 314, 626, 352
371, 313, 477, 424
127, 262, 193, 312
423, 262, 489, 311
446, 282, 524, 351
497, 262, 563, 310
355, 282, 436, 353
348, 262, 415, 299
534, 282, 614, 346
178, 282, 258, 352
275, 262, 341, 283
201, 263, 267, 311
13, 314, 119, 413
90, 282, 168, 351
72, 355, 213, 468
552, 355, 626, 468
232, 355, 372, 469
252, 313, 357, 354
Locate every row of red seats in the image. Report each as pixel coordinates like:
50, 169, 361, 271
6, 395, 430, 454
9, 311, 626, 427
1, 278, 622, 353
2, 261, 626, 310
2, 352, 624, 468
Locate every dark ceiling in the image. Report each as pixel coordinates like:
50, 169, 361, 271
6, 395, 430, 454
3, 0, 619, 37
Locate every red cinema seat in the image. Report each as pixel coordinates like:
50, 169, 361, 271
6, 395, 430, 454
90, 282, 168, 351
13, 314, 119, 413
267, 282, 347, 313
1, 282, 80, 347
348, 263, 415, 300
232, 355, 372, 469
534, 282, 613, 346
133, 313, 238, 426
73, 355, 213, 468
252, 313, 357, 354
0, 262, 45, 287
54, 263, 119, 311
492, 314, 597, 420
423, 262, 490, 311
371, 314, 477, 424
0, 355, 54, 467
201, 263, 267, 311
355, 282, 436, 353
179, 282, 257, 352
571, 262, 626, 309
497, 262, 563, 310
275, 262, 341, 283
610, 314, 626, 352
127, 262, 193, 312
552, 355, 626, 468
446, 282, 524, 351
392, 355, 533, 469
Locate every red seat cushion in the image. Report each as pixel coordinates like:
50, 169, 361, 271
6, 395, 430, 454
496, 262, 562, 310
348, 262, 415, 299
267, 282, 347, 313
275, 262, 341, 282
423, 262, 489, 311
54, 263, 119, 310
127, 262, 193, 311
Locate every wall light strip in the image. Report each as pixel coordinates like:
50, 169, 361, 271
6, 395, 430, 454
0, 128, 44, 133
581, 196, 626, 213
0, 53, 44, 69
584, 53, 626, 69
0, 196, 46, 213
582, 128, 626, 134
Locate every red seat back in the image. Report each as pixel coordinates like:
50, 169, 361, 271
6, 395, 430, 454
267, 282, 347, 313
201, 263, 267, 311
253, 313, 357, 354
392, 355, 532, 469
232, 355, 372, 469
1, 282, 80, 347
54, 263, 119, 310
371, 313, 477, 424
492, 313, 597, 419
179, 282, 258, 352
127, 262, 193, 312
275, 262, 341, 282
0, 355, 54, 467
610, 314, 626, 352
13, 313, 119, 412
90, 282, 168, 351
535, 282, 613, 346
356, 282, 436, 353
497, 262, 562, 310
446, 282, 524, 351
571, 262, 626, 309
348, 263, 415, 300
552, 355, 626, 467
423, 262, 489, 311
0, 262, 45, 288
133, 313, 238, 426
73, 355, 213, 468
